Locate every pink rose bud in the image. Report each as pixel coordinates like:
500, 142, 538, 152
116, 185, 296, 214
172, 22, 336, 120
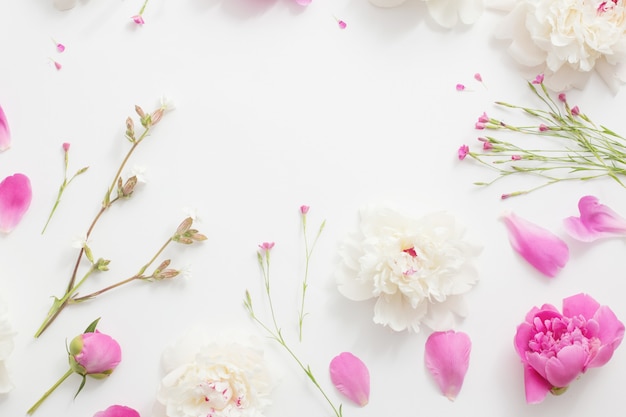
94, 405, 140, 417
69, 331, 122, 378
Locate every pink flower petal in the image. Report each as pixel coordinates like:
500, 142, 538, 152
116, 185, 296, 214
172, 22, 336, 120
0, 173, 32, 233
544, 345, 587, 388
563, 195, 626, 242
522, 364, 552, 404
424, 330, 471, 401
502, 212, 569, 277
93, 405, 140, 417
329, 352, 370, 407
294, 0, 312, 5
457, 144, 469, 160
337, 20, 347, 29
0, 104, 11, 151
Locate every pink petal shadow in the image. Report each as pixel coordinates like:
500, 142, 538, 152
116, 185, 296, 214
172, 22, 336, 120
425, 330, 471, 401
0, 105, 10, 151
329, 352, 370, 406
0, 173, 32, 233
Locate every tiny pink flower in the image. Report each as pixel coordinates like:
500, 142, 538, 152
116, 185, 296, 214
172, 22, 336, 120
571, 106, 580, 116
482, 141, 493, 150
337, 20, 347, 29
474, 73, 483, 82
300, 205, 310, 214
258, 242, 275, 251
511, 155, 522, 161
329, 352, 370, 407
539, 124, 549, 132
62, 142, 70, 152
0, 104, 11, 151
563, 195, 626, 242
515, 293, 624, 403
56, 43, 65, 53
131, 15, 145, 25
475, 122, 486, 130
425, 330, 471, 401
477, 112, 489, 123
93, 405, 140, 417
456, 84, 466, 91
69, 330, 122, 376
532, 74, 544, 84
558, 93, 567, 103
457, 144, 469, 160
50, 59, 62, 70
0, 173, 32, 233
501, 211, 569, 277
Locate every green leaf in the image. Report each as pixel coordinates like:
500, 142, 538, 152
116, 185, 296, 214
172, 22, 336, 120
84, 317, 101, 333
74, 375, 87, 399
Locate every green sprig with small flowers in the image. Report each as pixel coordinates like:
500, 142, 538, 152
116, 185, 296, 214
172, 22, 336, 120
458, 75, 626, 199
34, 102, 206, 338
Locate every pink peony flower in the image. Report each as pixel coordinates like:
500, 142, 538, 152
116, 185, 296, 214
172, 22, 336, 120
425, 330, 471, 401
501, 211, 569, 277
329, 352, 370, 406
94, 405, 139, 417
0, 173, 32, 233
0, 104, 10, 151
514, 293, 624, 403
563, 195, 626, 242
69, 330, 122, 377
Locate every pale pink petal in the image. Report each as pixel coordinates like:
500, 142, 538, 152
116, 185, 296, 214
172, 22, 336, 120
0, 173, 32, 233
294, 0, 312, 5
587, 306, 625, 368
424, 330, 471, 401
502, 212, 569, 277
522, 364, 552, 404
544, 345, 587, 388
329, 352, 370, 407
563, 195, 626, 242
0, 105, 10, 151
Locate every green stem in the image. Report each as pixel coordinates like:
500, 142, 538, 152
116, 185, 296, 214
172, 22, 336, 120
138, 0, 149, 15
27, 368, 73, 415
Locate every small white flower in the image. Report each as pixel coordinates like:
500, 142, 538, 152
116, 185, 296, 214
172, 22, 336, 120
71, 234, 90, 249
131, 165, 148, 183
159, 95, 176, 111
494, 0, 626, 92
0, 295, 15, 393
335, 205, 481, 332
182, 206, 201, 222
156, 328, 274, 417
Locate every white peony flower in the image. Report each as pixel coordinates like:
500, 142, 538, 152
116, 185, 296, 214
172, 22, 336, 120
336, 205, 481, 332
493, 0, 626, 92
368, 0, 484, 28
156, 328, 274, 417
0, 295, 15, 393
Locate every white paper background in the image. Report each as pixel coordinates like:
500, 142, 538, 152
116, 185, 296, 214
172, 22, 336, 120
1, 1, 626, 417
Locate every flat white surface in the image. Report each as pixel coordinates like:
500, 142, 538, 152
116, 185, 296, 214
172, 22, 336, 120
1, 1, 626, 417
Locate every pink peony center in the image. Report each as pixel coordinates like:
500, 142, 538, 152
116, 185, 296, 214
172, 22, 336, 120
527, 315, 599, 360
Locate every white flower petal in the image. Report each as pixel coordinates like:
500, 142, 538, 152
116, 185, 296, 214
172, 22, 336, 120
369, 0, 408, 7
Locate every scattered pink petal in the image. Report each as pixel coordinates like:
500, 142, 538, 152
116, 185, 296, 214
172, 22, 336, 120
49, 58, 62, 70
131, 15, 145, 25
474, 73, 482, 82
457, 144, 469, 160
532, 74, 544, 84
563, 195, 626, 242
337, 20, 347, 29
456, 84, 466, 91
300, 205, 310, 215
501, 211, 569, 277
94, 405, 140, 417
329, 352, 370, 407
0, 173, 33, 233
0, 104, 11, 152
425, 330, 471, 401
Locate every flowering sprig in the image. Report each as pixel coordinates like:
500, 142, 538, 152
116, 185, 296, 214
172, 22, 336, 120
131, 0, 149, 24
459, 76, 626, 199
41, 143, 89, 234
244, 237, 343, 417
27, 318, 122, 415
34, 102, 206, 337
297, 205, 326, 341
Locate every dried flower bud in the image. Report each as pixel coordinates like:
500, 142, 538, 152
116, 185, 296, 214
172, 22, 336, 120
154, 269, 180, 280
174, 237, 194, 245
125, 117, 135, 142
120, 176, 138, 198
175, 217, 192, 236
134, 105, 146, 119
150, 108, 164, 126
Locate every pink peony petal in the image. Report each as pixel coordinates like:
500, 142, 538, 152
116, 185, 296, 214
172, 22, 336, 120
329, 352, 370, 406
562, 293, 600, 321
0, 173, 32, 233
544, 345, 587, 388
563, 195, 626, 242
587, 305, 625, 368
0, 104, 10, 151
424, 330, 471, 401
294, 0, 312, 4
502, 211, 569, 277
93, 405, 140, 417
522, 364, 552, 404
